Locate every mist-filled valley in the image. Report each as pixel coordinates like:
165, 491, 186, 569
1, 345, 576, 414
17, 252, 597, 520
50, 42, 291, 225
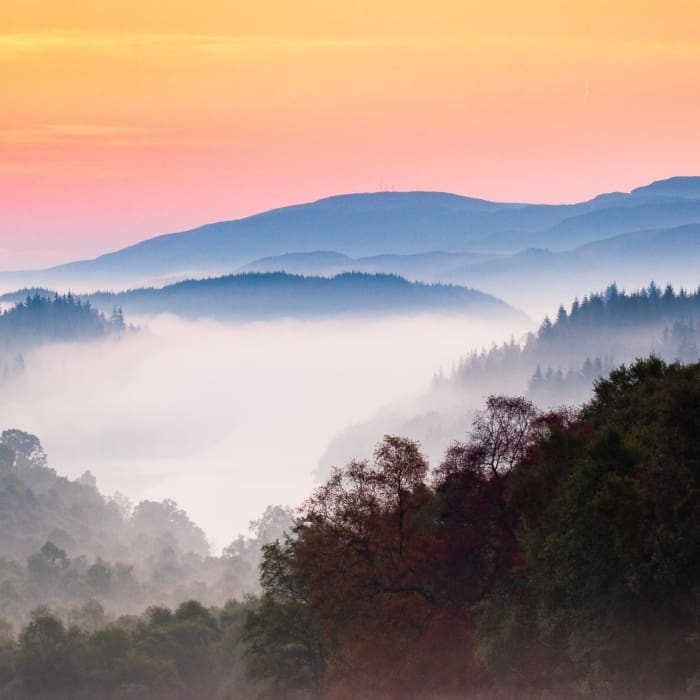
3, 178, 700, 696
1, 270, 700, 698
319, 282, 700, 475
6, 0, 700, 691
0, 303, 532, 547
3, 171, 700, 700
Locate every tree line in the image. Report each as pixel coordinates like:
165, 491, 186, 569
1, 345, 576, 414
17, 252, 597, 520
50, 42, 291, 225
0, 294, 125, 347
0, 429, 292, 627
245, 357, 700, 699
1, 357, 699, 698
439, 283, 700, 410
0, 294, 127, 383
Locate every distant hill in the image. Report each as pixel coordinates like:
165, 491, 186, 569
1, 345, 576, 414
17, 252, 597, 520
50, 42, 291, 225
521, 199, 700, 250
81, 271, 523, 321
234, 223, 700, 316
0, 293, 127, 382
631, 175, 700, 199
449, 223, 700, 313
0, 293, 125, 349
237, 250, 497, 281
238, 251, 356, 275
2, 176, 700, 297
317, 282, 700, 478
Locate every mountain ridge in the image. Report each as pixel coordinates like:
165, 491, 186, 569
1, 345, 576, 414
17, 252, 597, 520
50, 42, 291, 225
1, 272, 525, 322
81, 271, 526, 321
2, 176, 700, 306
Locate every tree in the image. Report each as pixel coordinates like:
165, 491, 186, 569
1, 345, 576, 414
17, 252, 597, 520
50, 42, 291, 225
17, 610, 81, 694
110, 306, 126, 331
439, 395, 541, 481
244, 437, 480, 699
244, 587, 325, 698
87, 559, 112, 595
501, 358, 700, 695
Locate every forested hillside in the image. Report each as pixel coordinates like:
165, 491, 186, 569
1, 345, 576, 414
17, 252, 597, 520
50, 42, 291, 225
451, 281, 700, 406
0, 294, 126, 382
0, 358, 698, 699
319, 282, 700, 475
84, 271, 520, 321
0, 429, 292, 627
0, 294, 125, 346
243, 358, 700, 699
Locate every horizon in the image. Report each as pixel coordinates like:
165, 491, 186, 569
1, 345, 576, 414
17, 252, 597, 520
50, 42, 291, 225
2, 0, 700, 268
2, 173, 699, 273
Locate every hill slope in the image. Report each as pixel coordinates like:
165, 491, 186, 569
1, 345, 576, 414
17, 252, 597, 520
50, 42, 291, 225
3, 177, 700, 294
317, 282, 700, 477
83, 271, 523, 321
0, 429, 293, 624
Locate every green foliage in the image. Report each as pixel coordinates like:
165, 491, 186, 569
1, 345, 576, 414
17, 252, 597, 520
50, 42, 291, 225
243, 594, 324, 697
16, 611, 80, 694
0, 429, 294, 626
446, 282, 700, 410
497, 358, 700, 695
0, 600, 261, 699
243, 359, 700, 699
2, 357, 700, 698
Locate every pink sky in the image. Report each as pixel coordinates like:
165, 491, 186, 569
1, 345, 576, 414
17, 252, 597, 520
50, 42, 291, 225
1, 1, 699, 269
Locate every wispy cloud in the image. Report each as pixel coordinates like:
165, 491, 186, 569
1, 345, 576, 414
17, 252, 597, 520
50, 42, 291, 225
0, 124, 230, 152
1, 29, 698, 58
0, 124, 221, 149
0, 123, 151, 146
8, 124, 148, 136
0, 30, 408, 55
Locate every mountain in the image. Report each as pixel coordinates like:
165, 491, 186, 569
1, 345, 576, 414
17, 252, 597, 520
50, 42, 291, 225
237, 250, 498, 281
448, 223, 700, 313
631, 175, 700, 199
1, 192, 524, 289
234, 222, 700, 316
2, 176, 700, 308
238, 251, 356, 275
81, 271, 523, 321
235, 225, 700, 311
521, 199, 700, 250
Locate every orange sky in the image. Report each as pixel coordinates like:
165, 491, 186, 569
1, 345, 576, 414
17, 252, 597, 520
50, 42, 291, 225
1, 1, 699, 268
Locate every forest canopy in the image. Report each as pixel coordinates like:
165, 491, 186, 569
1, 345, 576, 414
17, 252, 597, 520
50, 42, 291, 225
244, 357, 700, 700
0, 294, 127, 383
0, 357, 697, 698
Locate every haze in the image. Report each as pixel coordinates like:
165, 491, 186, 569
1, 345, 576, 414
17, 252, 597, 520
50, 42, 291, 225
0, 312, 531, 548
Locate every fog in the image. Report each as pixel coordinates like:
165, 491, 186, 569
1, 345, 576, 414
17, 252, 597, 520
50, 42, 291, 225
0, 312, 532, 550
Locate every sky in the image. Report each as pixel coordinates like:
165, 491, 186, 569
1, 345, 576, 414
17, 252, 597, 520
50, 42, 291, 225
1, 0, 700, 269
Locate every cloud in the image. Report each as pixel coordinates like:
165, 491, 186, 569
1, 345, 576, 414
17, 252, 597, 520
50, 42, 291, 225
1, 29, 698, 59
0, 123, 150, 142
35, 124, 148, 136
0, 29, 408, 55
0, 123, 215, 149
